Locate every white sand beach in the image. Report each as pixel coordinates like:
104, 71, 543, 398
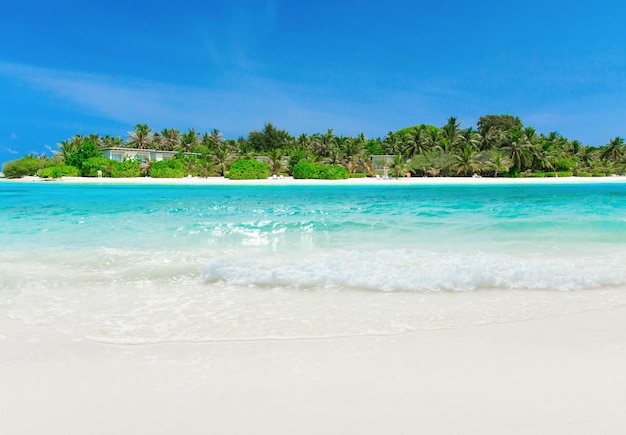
2, 307, 626, 434
2, 174, 626, 434
4, 174, 626, 186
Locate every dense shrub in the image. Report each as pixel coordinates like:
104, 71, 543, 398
557, 171, 573, 177
593, 173, 606, 177
531, 172, 546, 177
553, 158, 577, 172
2, 156, 52, 178
111, 160, 140, 178
38, 165, 81, 178
81, 156, 114, 177
227, 159, 269, 179
577, 172, 592, 177
317, 164, 349, 180
292, 161, 320, 179
348, 172, 367, 178
150, 158, 186, 178
288, 150, 306, 174
292, 162, 349, 179
64, 139, 101, 170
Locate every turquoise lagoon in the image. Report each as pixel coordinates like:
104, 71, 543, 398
1, 182, 625, 343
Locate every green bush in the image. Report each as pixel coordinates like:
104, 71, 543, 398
111, 160, 140, 178
292, 162, 349, 179
577, 172, 592, 177
150, 159, 186, 178
81, 156, 114, 177
38, 165, 81, 178
531, 172, 546, 178
348, 172, 367, 178
64, 139, 101, 170
553, 158, 577, 171
292, 161, 320, 179
288, 150, 306, 174
557, 171, 573, 177
593, 173, 606, 177
317, 164, 349, 180
227, 159, 269, 180
2, 156, 52, 178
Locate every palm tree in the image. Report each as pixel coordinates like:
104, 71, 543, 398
180, 128, 200, 153
56, 138, 79, 161
383, 132, 402, 155
502, 133, 535, 171
389, 153, 408, 178
459, 127, 481, 152
209, 128, 223, 147
268, 148, 284, 176
479, 126, 503, 151
160, 128, 181, 151
403, 126, 430, 157
127, 124, 153, 149
601, 136, 625, 162
101, 135, 123, 148
440, 117, 462, 151
211, 142, 233, 176
487, 153, 511, 177
450, 146, 481, 176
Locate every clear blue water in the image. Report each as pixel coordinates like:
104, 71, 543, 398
1, 182, 626, 343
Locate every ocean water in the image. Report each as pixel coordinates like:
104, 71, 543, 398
1, 182, 625, 344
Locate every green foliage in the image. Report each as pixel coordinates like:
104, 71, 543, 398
292, 161, 320, 179
531, 172, 546, 177
396, 124, 439, 137
288, 150, 306, 174
81, 156, 114, 177
317, 164, 349, 180
38, 165, 81, 178
553, 157, 577, 171
292, 162, 349, 179
227, 159, 269, 180
577, 172, 592, 177
2, 155, 53, 178
477, 115, 523, 135
248, 123, 292, 152
504, 168, 522, 178
150, 158, 186, 178
593, 173, 606, 177
64, 139, 101, 169
364, 139, 383, 155
543, 171, 574, 177
111, 160, 140, 178
348, 172, 367, 178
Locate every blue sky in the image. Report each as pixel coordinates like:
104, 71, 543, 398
1, 0, 625, 164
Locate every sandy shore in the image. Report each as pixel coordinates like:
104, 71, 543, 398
2, 308, 626, 434
3, 173, 626, 434
2, 174, 626, 186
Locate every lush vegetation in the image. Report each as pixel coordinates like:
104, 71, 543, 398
150, 159, 186, 178
2, 115, 625, 178
2, 155, 55, 178
227, 159, 269, 180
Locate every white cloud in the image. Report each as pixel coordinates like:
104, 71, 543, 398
3, 147, 19, 154
0, 61, 387, 138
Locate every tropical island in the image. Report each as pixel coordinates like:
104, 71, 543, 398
2, 115, 625, 180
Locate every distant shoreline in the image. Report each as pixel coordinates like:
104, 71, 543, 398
2, 175, 626, 186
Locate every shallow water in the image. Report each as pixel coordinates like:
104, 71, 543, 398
1, 182, 625, 343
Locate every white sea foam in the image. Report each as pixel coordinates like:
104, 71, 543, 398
2, 183, 626, 345
2, 247, 626, 345
202, 249, 626, 292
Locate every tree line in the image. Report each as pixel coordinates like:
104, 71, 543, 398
3, 114, 625, 178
